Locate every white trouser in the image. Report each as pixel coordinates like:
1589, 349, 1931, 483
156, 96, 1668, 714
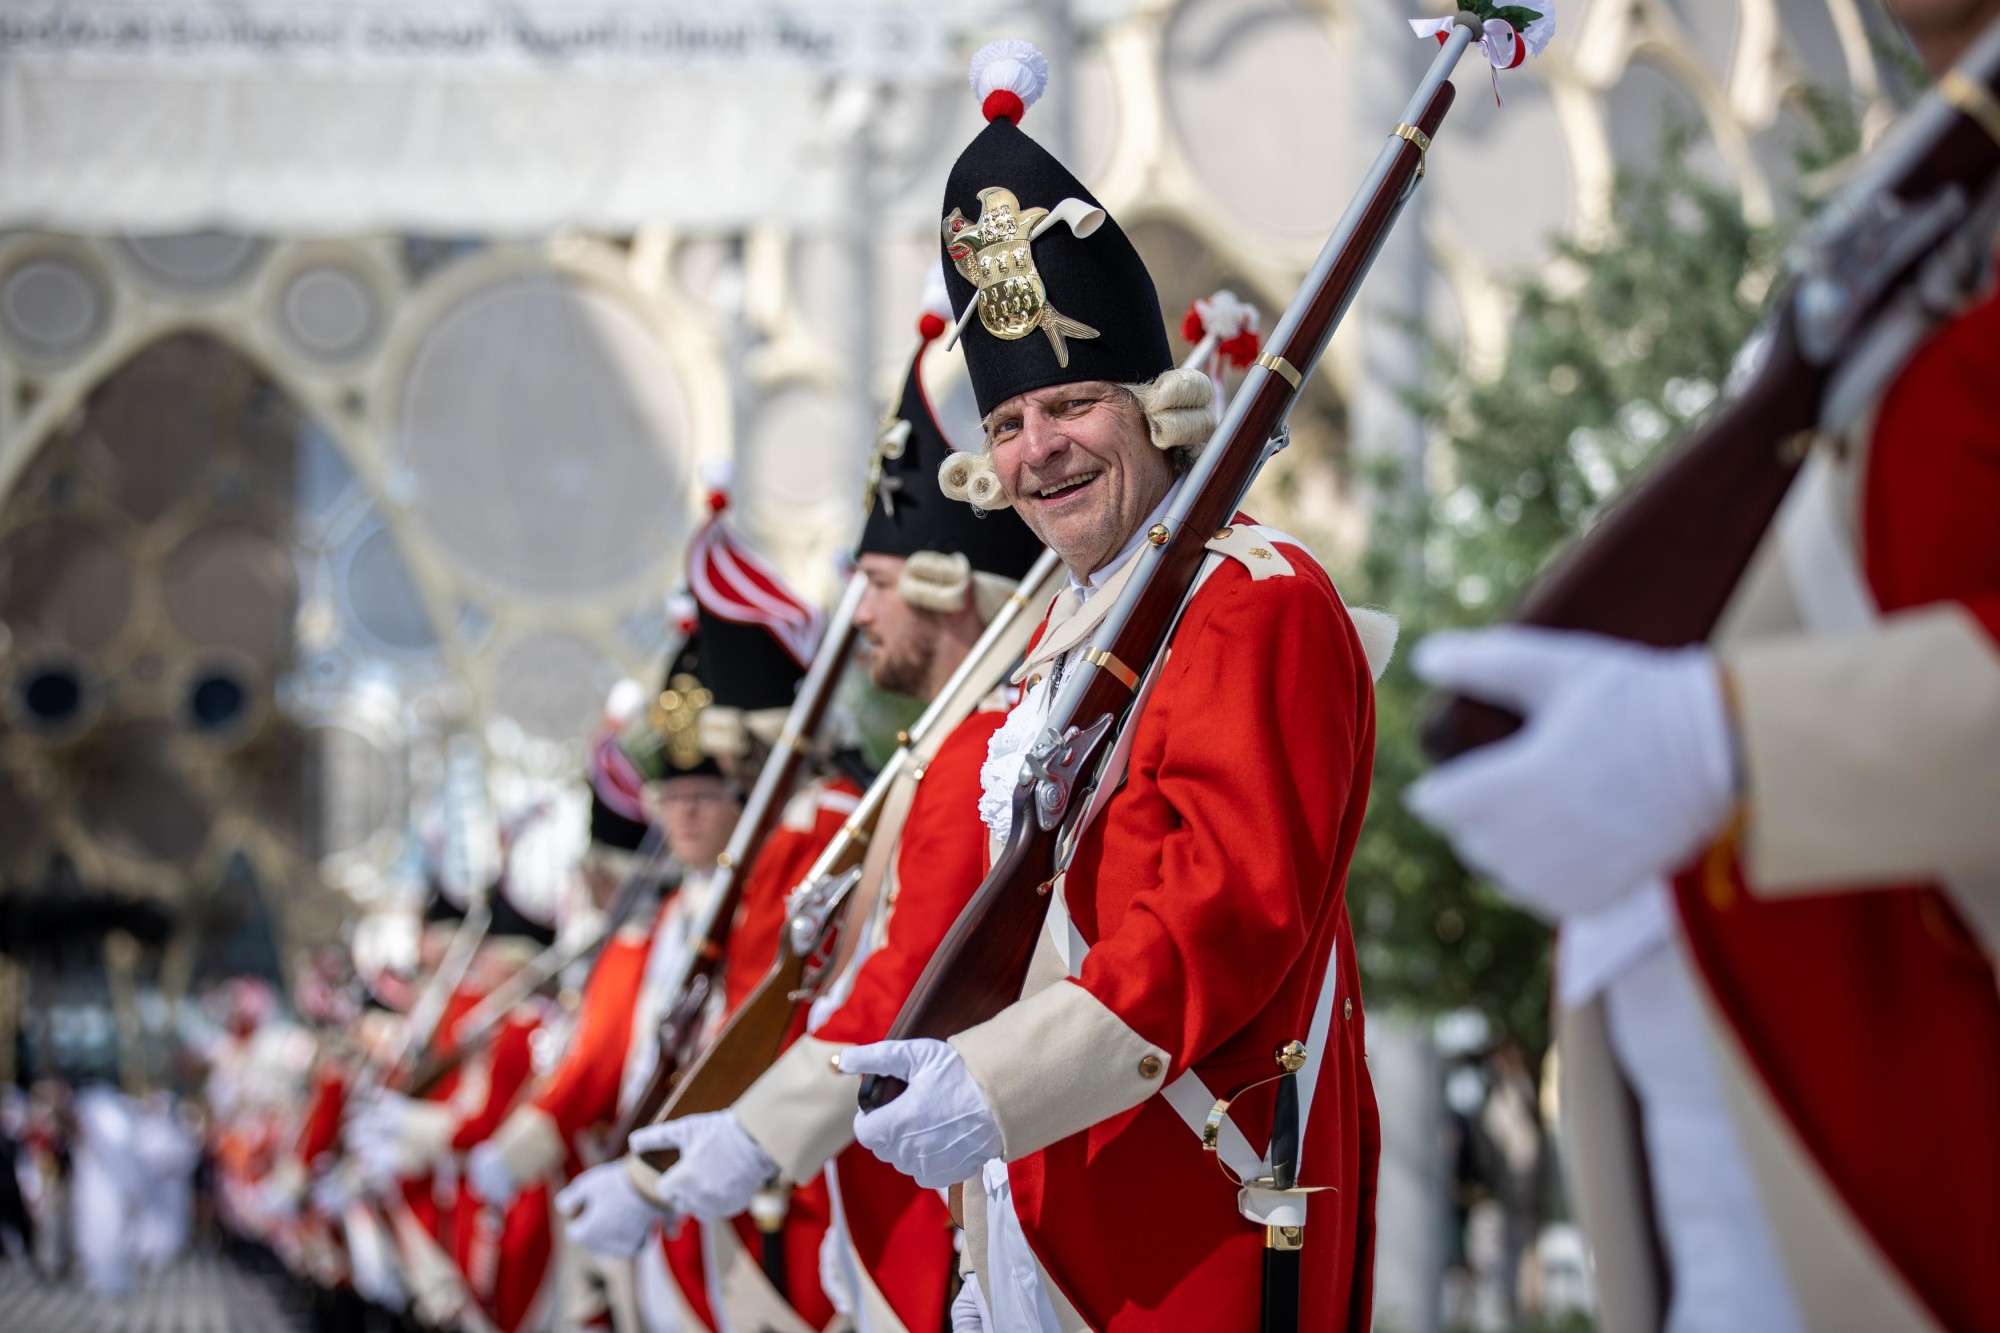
979, 1159, 1062, 1333
1603, 944, 1806, 1333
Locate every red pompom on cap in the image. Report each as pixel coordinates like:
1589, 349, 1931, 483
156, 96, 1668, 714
981, 89, 1026, 124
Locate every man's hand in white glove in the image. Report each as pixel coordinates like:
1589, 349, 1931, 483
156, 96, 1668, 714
1406, 627, 1738, 919
624, 1111, 776, 1221
952, 1273, 994, 1333
841, 1040, 1003, 1189
555, 1162, 669, 1260
466, 1140, 521, 1209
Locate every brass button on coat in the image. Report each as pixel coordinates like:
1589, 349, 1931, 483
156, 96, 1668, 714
1343, 998, 1353, 1020
1137, 1054, 1164, 1080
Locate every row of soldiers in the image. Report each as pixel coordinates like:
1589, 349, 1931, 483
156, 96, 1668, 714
215, 9, 1999, 1331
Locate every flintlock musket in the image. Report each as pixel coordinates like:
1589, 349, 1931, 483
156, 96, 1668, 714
609, 570, 868, 1143
860, 19, 1480, 1108
1421, 18, 2000, 758
396, 828, 673, 1099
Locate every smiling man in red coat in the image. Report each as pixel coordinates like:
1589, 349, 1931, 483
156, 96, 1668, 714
837, 40, 1393, 1333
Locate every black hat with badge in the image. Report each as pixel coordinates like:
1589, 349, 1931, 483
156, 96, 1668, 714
940, 40, 1173, 417
858, 276, 1044, 584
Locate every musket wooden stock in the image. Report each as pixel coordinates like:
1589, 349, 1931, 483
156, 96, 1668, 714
633, 550, 1063, 1158
1420, 30, 2000, 761
860, 79, 1461, 1111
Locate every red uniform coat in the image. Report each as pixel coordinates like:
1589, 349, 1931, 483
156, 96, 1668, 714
450, 1011, 557, 1333
815, 709, 1005, 1333
653, 778, 856, 1333
1672, 286, 2000, 1330
993, 526, 1380, 1330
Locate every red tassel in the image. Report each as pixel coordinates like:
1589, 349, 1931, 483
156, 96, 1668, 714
1179, 304, 1205, 344
706, 490, 729, 515
1218, 329, 1262, 369
918, 311, 948, 341
982, 90, 1025, 124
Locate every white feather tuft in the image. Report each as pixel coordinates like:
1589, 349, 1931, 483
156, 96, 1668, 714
969, 39, 1049, 112
920, 262, 953, 324
1345, 606, 1400, 681
699, 456, 735, 499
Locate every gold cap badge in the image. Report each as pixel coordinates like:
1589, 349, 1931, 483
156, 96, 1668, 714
944, 187, 1100, 367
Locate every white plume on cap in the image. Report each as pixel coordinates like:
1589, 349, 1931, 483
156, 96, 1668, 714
700, 456, 735, 498
920, 262, 953, 324
969, 39, 1050, 112
1193, 290, 1258, 340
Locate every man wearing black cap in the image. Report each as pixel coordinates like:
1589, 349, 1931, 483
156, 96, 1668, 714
569, 284, 1046, 1333
837, 40, 1390, 1333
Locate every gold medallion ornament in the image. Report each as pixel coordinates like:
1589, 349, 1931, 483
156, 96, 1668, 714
649, 672, 714, 772
944, 187, 1100, 367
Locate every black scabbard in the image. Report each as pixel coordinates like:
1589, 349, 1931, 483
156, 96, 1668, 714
1262, 1046, 1304, 1333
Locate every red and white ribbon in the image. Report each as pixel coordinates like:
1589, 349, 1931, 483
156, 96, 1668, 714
685, 515, 822, 668
1411, 8, 1555, 104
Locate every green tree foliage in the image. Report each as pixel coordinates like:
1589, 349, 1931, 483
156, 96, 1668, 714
1348, 129, 1799, 1055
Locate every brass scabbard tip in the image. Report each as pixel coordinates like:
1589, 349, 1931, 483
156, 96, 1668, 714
1276, 1039, 1308, 1073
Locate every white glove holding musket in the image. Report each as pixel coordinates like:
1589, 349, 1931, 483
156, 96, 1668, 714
346, 1091, 455, 1188
465, 1140, 521, 1208
842, 1039, 1005, 1190
555, 1162, 666, 1260
625, 1110, 778, 1221
1405, 627, 1739, 917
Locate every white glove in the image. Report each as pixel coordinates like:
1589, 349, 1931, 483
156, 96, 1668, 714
349, 1092, 455, 1186
819, 1229, 855, 1317
466, 1140, 521, 1208
308, 1169, 353, 1216
842, 1039, 1004, 1189
952, 1273, 994, 1333
625, 1111, 777, 1222
1406, 628, 1737, 919
555, 1161, 669, 1260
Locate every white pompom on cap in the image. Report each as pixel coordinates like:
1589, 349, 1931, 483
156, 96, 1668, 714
700, 456, 735, 513
970, 39, 1049, 124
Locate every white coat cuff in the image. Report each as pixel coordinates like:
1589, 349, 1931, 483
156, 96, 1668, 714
734, 1036, 858, 1181
489, 1105, 565, 1185
949, 980, 1168, 1160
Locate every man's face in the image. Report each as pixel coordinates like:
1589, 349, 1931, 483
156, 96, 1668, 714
645, 774, 741, 869
855, 553, 943, 698
1889, 0, 2000, 69
988, 382, 1174, 578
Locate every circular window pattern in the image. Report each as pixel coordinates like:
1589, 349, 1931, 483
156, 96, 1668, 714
160, 521, 301, 665
303, 720, 406, 861
341, 525, 438, 652
490, 632, 611, 743
399, 272, 688, 597
0, 255, 107, 361
75, 720, 213, 866
120, 232, 269, 295
0, 516, 134, 653
280, 265, 381, 363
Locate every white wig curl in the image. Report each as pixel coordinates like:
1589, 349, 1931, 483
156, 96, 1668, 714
937, 367, 1219, 512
